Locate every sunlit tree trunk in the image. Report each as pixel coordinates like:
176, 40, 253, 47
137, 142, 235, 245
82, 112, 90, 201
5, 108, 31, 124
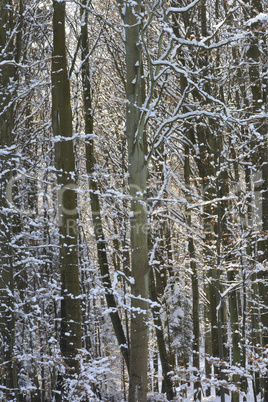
122, 0, 149, 399
51, 1, 81, 395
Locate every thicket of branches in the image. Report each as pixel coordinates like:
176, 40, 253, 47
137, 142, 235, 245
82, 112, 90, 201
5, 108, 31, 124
0, 0, 267, 401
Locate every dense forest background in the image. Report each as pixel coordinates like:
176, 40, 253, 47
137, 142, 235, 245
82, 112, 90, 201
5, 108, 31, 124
0, 0, 267, 401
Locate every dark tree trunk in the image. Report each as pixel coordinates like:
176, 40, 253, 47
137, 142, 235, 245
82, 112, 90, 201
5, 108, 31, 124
52, 1, 82, 396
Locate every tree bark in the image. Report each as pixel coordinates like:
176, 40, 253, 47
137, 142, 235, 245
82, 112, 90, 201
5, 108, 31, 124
0, 1, 21, 397
123, 0, 149, 399
52, 1, 81, 395
184, 143, 201, 401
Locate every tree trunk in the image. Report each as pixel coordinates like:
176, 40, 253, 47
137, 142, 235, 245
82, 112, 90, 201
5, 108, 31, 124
51, 1, 81, 395
123, 0, 149, 399
0, 1, 21, 397
184, 143, 201, 401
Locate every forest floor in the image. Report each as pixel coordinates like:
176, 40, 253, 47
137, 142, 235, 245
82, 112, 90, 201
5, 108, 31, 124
109, 384, 260, 401
187, 387, 259, 402
200, 397, 259, 402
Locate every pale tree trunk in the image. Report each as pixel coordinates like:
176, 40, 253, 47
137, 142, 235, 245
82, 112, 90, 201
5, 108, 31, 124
122, 0, 149, 400
51, 1, 81, 395
80, 0, 129, 371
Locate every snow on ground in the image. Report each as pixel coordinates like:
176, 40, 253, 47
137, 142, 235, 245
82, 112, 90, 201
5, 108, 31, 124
176, 381, 261, 402
200, 397, 257, 402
